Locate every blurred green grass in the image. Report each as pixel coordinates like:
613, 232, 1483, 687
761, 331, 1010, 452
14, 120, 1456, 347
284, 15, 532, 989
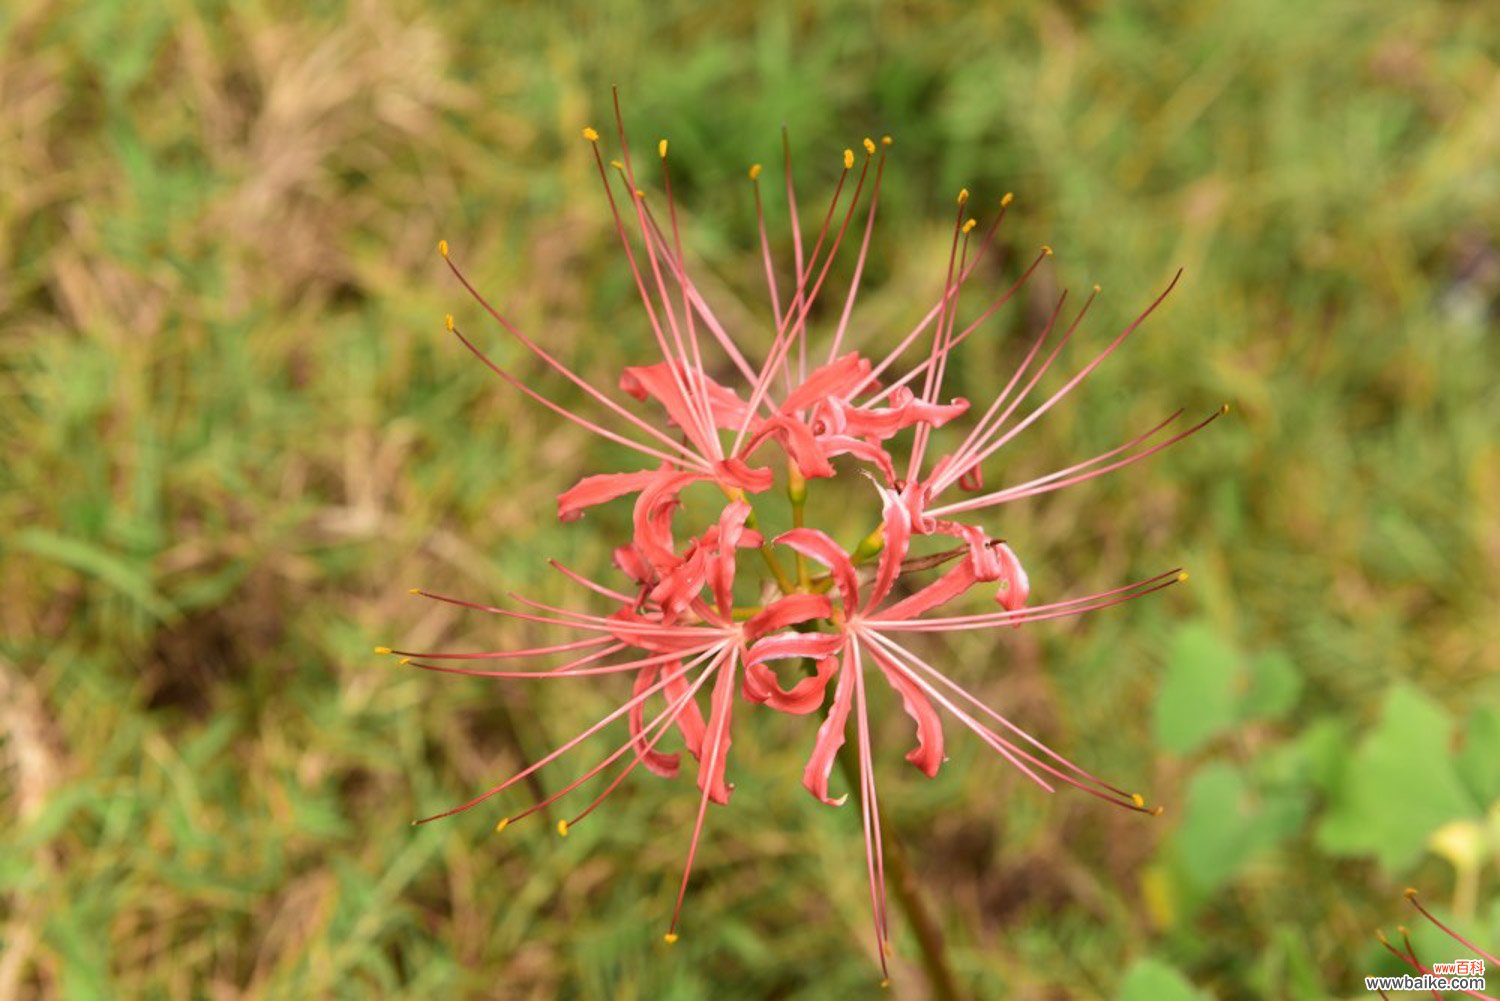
2, 0, 1497, 997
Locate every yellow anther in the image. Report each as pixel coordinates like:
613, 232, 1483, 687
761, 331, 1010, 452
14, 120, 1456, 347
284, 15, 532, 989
1177, 571, 1190, 583
1403, 887, 1419, 899
557, 819, 570, 837
881, 135, 893, 146
658, 138, 668, 158
609, 159, 624, 171
1219, 403, 1231, 416
880, 979, 890, 989
1398, 925, 1410, 935
398, 657, 411, 665
408, 588, 421, 595
1093, 284, 1102, 294
437, 239, 449, 257
663, 932, 679, 945
1041, 244, 1053, 256
1151, 805, 1165, 817
444, 314, 454, 332
843, 149, 855, 169
582, 126, 599, 142
1376, 929, 1391, 945
749, 163, 762, 180
373, 646, 392, 655
634, 189, 645, 199
1001, 191, 1014, 207
494, 817, 509, 834
1131, 792, 1146, 808
962, 219, 977, 234
863, 137, 876, 155
957, 187, 970, 205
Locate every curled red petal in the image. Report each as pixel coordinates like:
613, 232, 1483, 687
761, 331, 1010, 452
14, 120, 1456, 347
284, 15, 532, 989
745, 630, 846, 666
871, 652, 946, 777
782, 352, 873, 413
632, 469, 707, 570
817, 435, 896, 483
828, 387, 970, 441
630, 663, 681, 778
745, 655, 838, 715
709, 501, 754, 615
803, 646, 854, 805
663, 659, 707, 759
749, 414, 837, 479
866, 484, 915, 611
613, 544, 651, 585
696, 658, 736, 805
775, 527, 860, 611
714, 456, 774, 493
743, 592, 834, 641
558, 468, 665, 523
933, 519, 1003, 582
991, 541, 1031, 612
875, 560, 982, 621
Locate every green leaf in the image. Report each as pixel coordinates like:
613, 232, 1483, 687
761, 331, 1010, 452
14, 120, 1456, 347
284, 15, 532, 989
1169, 762, 1304, 901
1242, 649, 1302, 721
1153, 621, 1243, 754
1315, 684, 1475, 869
1118, 957, 1213, 1001
13, 527, 176, 621
1455, 706, 1500, 807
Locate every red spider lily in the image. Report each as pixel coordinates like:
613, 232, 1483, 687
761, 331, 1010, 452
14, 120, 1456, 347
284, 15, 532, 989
1373, 889, 1496, 1000
744, 485, 1175, 976
390, 89, 1220, 972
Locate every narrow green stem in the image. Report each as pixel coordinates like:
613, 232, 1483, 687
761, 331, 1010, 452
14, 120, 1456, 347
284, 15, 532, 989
788, 461, 810, 588
835, 747, 961, 1000
742, 507, 796, 594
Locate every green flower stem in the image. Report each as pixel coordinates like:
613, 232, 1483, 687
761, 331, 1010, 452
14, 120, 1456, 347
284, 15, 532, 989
741, 506, 797, 594
788, 460, 811, 588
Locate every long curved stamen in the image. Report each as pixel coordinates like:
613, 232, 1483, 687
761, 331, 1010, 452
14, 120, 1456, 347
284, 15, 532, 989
628, 192, 763, 389
749, 163, 786, 329
848, 207, 1033, 404
927, 288, 1071, 487
606, 98, 722, 461
870, 569, 1186, 631
384, 635, 614, 662
732, 150, 873, 450
548, 559, 638, 604
933, 282, 1097, 493
851, 642, 893, 979
862, 630, 1139, 803
907, 200, 973, 482
1405, 888, 1500, 966
668, 646, 740, 938
414, 644, 725, 824
401, 643, 715, 681
445, 318, 708, 471
494, 645, 726, 830
931, 406, 1228, 516
658, 138, 721, 452
828, 137, 889, 363
863, 631, 1157, 813
782, 128, 807, 394
942, 272, 1182, 488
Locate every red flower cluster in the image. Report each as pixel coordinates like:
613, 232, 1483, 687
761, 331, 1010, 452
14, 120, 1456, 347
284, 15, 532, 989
382, 96, 1222, 974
